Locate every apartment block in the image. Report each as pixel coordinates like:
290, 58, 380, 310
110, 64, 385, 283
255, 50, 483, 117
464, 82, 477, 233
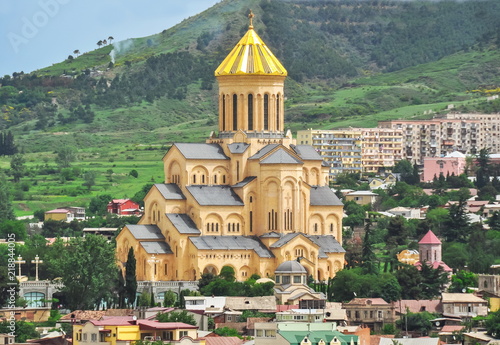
378, 119, 482, 164
297, 129, 363, 178
442, 113, 498, 153
297, 128, 402, 176
359, 127, 403, 174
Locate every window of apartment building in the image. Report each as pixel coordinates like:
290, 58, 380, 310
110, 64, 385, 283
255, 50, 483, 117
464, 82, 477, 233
378, 311, 383, 319
91, 334, 97, 342
256, 330, 263, 337
265, 330, 276, 338
355, 311, 360, 319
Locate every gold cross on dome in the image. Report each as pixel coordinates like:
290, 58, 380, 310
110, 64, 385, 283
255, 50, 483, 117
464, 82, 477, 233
248, 10, 255, 28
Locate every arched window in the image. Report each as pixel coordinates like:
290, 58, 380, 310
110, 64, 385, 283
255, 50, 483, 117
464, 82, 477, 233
276, 94, 280, 131
233, 94, 238, 131
222, 95, 226, 131
25, 292, 45, 307
263, 94, 269, 130
248, 94, 254, 130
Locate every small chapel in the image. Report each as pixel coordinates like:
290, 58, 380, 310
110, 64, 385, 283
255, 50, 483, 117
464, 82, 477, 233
116, 12, 346, 282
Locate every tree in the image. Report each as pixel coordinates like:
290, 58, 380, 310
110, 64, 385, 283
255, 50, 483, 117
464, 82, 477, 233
156, 310, 196, 325
485, 310, 500, 338
55, 146, 77, 168
0, 320, 39, 342
108, 36, 114, 44
448, 270, 477, 293
82, 170, 97, 190
214, 327, 240, 338
129, 169, 138, 178
419, 264, 448, 299
395, 265, 422, 300
48, 235, 117, 310
219, 266, 236, 282
386, 216, 408, 247
163, 291, 177, 307
443, 194, 470, 242
88, 194, 112, 216
125, 247, 137, 307
0, 220, 27, 241
73, 50, 80, 57
97, 40, 103, 47
0, 173, 15, 221
396, 311, 436, 336
393, 160, 419, 185
361, 219, 377, 274
475, 148, 491, 189
10, 154, 25, 183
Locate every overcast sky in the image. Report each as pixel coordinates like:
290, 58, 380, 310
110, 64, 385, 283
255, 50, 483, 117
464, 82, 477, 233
0, 0, 220, 77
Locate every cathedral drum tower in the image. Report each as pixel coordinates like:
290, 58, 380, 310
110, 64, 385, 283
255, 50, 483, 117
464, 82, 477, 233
116, 11, 346, 283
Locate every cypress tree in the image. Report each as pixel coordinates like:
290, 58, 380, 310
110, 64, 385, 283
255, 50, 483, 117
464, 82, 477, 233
125, 247, 137, 307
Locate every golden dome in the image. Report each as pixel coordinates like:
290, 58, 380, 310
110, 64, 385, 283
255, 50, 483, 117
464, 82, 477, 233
214, 11, 287, 77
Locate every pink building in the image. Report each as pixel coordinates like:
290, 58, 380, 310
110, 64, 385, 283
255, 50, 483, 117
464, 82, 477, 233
422, 151, 466, 182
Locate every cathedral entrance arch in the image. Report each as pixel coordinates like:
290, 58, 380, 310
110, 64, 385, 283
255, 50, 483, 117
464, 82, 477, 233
203, 265, 218, 275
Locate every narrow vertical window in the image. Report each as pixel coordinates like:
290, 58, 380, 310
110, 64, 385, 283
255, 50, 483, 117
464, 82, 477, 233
233, 94, 238, 131
237, 161, 240, 181
276, 94, 280, 131
248, 94, 254, 130
222, 95, 226, 131
250, 211, 253, 232
264, 94, 269, 130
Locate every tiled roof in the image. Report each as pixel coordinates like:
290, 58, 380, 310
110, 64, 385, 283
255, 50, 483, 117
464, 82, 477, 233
190, 236, 273, 258
441, 293, 487, 304
90, 316, 135, 326
260, 148, 303, 164
186, 186, 244, 206
137, 320, 197, 330
397, 300, 442, 314
204, 337, 244, 345
140, 241, 173, 255
345, 298, 389, 305
310, 186, 343, 206
127, 225, 164, 240
166, 214, 200, 235
439, 325, 465, 333
155, 184, 186, 200
174, 143, 229, 160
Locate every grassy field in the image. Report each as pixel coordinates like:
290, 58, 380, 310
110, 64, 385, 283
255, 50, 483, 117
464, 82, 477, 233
3, 146, 165, 216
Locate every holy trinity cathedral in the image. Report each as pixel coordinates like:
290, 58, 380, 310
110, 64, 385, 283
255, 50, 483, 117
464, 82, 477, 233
116, 13, 346, 282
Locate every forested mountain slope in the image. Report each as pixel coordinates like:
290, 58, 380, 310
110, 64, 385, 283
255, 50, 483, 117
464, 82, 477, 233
1, 0, 500, 153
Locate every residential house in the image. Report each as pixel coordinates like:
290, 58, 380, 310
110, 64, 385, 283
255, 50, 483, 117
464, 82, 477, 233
44, 207, 85, 222
386, 207, 421, 219
336, 326, 370, 345
0, 334, 14, 345
441, 293, 488, 318
107, 199, 141, 216
463, 332, 499, 345
273, 260, 324, 305
438, 325, 465, 344
483, 203, 500, 218
343, 298, 396, 332
73, 316, 199, 345
345, 191, 379, 206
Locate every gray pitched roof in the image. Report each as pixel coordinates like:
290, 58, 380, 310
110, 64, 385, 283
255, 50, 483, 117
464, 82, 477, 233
127, 224, 165, 240
270, 233, 300, 248
270, 233, 345, 258
227, 143, 250, 154
290, 145, 323, 160
260, 231, 281, 238
249, 144, 280, 160
232, 176, 257, 188
310, 186, 343, 206
155, 183, 186, 200
186, 186, 244, 206
189, 236, 274, 258
307, 235, 346, 257
174, 143, 229, 160
140, 241, 173, 254
166, 214, 201, 235
261, 148, 303, 165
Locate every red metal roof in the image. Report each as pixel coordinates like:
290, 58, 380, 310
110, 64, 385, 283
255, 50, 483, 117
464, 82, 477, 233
137, 320, 197, 330
419, 230, 441, 244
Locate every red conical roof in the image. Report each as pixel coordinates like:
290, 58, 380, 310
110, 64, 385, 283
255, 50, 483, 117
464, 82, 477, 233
419, 230, 441, 244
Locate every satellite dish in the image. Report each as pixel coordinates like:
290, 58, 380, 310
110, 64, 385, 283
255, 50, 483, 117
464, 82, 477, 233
435, 321, 440, 326
462, 288, 466, 293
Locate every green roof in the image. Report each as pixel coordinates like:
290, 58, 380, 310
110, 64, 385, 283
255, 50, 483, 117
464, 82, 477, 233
279, 330, 357, 345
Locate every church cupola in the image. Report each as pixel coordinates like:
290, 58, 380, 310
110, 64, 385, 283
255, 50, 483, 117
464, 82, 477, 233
215, 11, 287, 136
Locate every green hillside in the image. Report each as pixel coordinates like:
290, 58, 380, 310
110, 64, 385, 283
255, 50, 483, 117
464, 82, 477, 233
1, 0, 500, 214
